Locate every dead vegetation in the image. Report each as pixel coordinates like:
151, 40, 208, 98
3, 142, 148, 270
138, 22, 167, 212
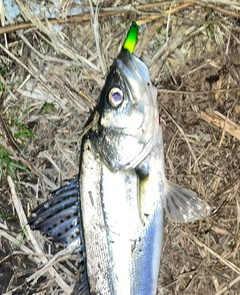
0, 0, 239, 294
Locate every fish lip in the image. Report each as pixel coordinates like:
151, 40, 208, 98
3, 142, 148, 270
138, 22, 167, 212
116, 49, 152, 100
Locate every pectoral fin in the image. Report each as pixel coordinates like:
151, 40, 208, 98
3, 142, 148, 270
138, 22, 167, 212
163, 180, 211, 223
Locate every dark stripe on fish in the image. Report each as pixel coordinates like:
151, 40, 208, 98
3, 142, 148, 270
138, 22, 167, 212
29, 178, 80, 249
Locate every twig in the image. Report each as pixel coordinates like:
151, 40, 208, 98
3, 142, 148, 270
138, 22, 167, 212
211, 177, 239, 217
89, 0, 107, 75
182, 227, 240, 275
194, 0, 240, 18
0, 230, 38, 261
160, 100, 197, 162
7, 175, 73, 294
159, 87, 240, 95
215, 275, 240, 295
0, 43, 65, 109
1, 2, 240, 36
0, 112, 57, 190
200, 111, 240, 140
0, 9, 127, 35
26, 248, 72, 285
7, 175, 44, 258
149, 25, 204, 68
79, 90, 96, 108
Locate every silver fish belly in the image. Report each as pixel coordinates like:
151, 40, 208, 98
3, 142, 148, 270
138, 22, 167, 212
78, 138, 163, 294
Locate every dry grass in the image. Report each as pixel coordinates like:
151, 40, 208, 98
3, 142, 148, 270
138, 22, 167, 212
0, 0, 240, 294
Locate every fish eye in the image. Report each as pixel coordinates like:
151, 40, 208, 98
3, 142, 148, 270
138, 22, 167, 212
108, 87, 123, 107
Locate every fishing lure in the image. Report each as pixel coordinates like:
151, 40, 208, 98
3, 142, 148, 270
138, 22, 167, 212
123, 21, 139, 54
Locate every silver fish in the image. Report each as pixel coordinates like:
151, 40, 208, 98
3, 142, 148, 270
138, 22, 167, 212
29, 48, 210, 295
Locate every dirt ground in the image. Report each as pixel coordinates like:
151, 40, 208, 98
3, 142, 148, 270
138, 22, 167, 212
0, 1, 240, 294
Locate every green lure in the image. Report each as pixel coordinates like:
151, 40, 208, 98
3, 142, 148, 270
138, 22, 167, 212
123, 21, 139, 54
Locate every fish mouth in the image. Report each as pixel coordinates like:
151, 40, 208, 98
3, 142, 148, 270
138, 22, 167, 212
116, 49, 153, 102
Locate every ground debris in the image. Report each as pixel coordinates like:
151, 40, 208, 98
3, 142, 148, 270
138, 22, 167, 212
0, 1, 240, 294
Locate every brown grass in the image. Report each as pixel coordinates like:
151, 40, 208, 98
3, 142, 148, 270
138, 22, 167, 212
0, 0, 240, 294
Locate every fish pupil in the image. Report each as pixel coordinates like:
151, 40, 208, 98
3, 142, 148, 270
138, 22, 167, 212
108, 87, 123, 107
112, 91, 122, 102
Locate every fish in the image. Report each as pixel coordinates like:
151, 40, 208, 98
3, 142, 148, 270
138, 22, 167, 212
29, 44, 211, 295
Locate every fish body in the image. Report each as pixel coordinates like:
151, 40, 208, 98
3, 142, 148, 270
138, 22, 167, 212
30, 47, 210, 295
74, 48, 164, 294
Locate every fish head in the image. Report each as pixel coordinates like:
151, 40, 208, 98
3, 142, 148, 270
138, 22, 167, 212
91, 48, 160, 173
